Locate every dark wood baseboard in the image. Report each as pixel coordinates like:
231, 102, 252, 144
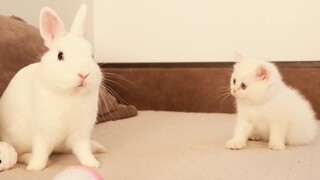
100, 62, 320, 119
100, 61, 320, 68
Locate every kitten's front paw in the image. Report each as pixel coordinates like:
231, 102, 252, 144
248, 134, 261, 141
226, 139, 246, 150
268, 142, 286, 151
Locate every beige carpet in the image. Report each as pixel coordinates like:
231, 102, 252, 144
1, 111, 319, 180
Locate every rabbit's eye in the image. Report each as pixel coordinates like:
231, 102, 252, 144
92, 54, 94, 59
58, 51, 64, 61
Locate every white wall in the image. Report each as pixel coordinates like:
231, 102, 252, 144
2, 1, 320, 63
94, 0, 320, 63
0, 0, 93, 44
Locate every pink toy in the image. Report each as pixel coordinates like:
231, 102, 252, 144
0, 142, 17, 171
54, 166, 103, 180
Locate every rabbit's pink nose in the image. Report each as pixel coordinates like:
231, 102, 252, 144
78, 73, 89, 79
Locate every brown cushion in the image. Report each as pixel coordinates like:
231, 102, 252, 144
0, 15, 47, 95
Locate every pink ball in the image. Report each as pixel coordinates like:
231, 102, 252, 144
54, 166, 103, 180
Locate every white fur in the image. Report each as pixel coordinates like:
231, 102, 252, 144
226, 54, 318, 151
0, 4, 105, 170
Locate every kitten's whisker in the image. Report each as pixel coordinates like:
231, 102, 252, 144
215, 88, 230, 92
220, 93, 232, 103
217, 91, 233, 111
216, 91, 231, 100
215, 88, 231, 95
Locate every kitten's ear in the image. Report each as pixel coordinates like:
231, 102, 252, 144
234, 52, 245, 62
256, 65, 269, 80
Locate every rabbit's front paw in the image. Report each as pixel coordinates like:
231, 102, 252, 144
18, 153, 32, 165
27, 159, 47, 171
226, 138, 246, 150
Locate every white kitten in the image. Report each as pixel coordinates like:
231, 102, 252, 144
226, 53, 318, 150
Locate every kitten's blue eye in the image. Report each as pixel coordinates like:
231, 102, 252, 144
233, 79, 236, 84
241, 83, 247, 90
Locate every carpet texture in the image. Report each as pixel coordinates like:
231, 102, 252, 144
1, 111, 319, 180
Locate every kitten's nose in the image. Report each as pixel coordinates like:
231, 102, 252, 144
232, 88, 238, 93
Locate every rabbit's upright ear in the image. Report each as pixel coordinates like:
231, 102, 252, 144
70, 4, 87, 37
39, 7, 66, 48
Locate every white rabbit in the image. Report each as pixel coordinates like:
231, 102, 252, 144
0, 4, 105, 171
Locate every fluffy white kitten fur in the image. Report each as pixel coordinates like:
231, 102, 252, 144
226, 54, 318, 150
